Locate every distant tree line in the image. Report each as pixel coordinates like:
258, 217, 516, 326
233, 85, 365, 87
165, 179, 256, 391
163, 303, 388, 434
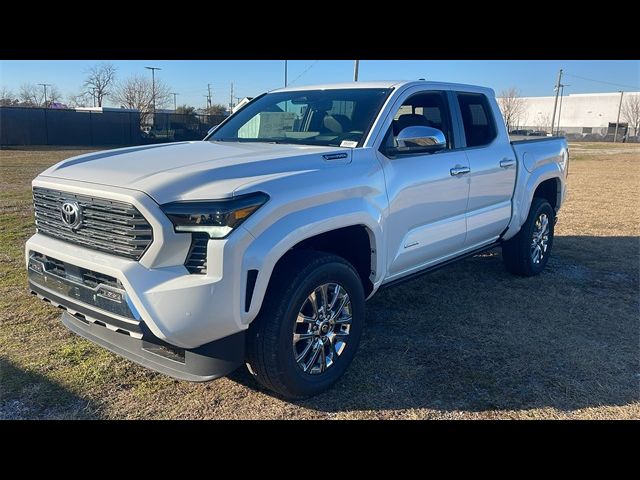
0, 62, 228, 119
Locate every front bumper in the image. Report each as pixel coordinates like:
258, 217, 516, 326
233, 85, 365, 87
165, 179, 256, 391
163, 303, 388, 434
27, 250, 245, 381
60, 310, 244, 382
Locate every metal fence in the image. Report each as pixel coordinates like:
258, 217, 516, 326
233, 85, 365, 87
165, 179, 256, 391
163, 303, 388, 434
0, 107, 228, 147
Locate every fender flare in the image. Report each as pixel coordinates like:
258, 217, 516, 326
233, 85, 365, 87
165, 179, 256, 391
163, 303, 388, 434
238, 197, 384, 324
503, 163, 564, 241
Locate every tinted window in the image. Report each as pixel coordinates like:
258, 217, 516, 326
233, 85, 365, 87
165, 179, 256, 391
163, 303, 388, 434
456, 92, 497, 147
389, 91, 453, 150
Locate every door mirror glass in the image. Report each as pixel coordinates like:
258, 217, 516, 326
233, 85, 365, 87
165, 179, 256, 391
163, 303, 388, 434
388, 126, 447, 155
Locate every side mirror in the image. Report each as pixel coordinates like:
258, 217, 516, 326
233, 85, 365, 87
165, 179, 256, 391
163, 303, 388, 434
389, 126, 447, 155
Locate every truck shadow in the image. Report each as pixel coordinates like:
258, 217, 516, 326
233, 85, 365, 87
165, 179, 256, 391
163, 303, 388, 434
229, 235, 639, 414
0, 357, 99, 419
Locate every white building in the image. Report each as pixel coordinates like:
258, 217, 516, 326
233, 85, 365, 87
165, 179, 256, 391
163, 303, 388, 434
500, 91, 639, 138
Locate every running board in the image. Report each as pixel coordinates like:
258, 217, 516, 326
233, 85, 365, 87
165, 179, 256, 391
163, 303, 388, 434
378, 241, 501, 291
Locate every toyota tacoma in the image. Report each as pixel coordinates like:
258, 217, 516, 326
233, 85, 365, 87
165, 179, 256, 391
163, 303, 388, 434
26, 81, 569, 399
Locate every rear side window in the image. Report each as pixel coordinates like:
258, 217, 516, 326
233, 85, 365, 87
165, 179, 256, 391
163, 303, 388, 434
456, 92, 496, 147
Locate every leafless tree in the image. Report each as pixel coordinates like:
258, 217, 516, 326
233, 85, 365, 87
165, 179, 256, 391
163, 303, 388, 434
83, 63, 116, 107
0, 86, 18, 106
66, 91, 92, 108
535, 113, 552, 133
204, 104, 227, 116
112, 75, 172, 125
621, 94, 640, 137
18, 83, 61, 107
498, 88, 527, 132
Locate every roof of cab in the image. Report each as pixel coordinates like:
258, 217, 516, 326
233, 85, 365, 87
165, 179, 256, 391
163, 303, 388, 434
269, 80, 495, 96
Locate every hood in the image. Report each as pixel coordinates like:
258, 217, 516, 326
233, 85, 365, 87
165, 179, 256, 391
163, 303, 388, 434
40, 141, 351, 204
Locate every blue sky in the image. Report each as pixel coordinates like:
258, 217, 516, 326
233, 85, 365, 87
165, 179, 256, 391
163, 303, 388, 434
1, 60, 638, 108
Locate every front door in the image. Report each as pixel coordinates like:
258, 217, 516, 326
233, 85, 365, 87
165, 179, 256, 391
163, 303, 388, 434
378, 90, 471, 281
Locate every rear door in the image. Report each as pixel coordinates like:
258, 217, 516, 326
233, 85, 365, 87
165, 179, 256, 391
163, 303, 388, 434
453, 91, 517, 247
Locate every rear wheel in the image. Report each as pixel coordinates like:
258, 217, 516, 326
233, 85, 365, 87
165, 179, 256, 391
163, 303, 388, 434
502, 197, 555, 276
245, 250, 365, 399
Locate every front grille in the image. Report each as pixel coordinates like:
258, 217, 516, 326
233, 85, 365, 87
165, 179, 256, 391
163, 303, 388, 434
185, 233, 208, 274
33, 187, 153, 260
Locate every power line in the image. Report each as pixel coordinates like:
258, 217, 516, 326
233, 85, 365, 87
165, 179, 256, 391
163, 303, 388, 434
564, 73, 639, 90
289, 60, 319, 86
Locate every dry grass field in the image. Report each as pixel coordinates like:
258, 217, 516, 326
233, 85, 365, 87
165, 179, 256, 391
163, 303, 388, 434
0, 143, 638, 419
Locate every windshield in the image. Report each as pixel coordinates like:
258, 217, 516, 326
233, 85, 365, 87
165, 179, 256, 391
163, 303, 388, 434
207, 88, 391, 147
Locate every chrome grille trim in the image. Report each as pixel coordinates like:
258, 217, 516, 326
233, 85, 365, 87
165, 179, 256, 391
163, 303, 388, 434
33, 187, 153, 260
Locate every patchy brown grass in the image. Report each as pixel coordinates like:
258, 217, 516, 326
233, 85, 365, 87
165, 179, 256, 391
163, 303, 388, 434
0, 144, 638, 419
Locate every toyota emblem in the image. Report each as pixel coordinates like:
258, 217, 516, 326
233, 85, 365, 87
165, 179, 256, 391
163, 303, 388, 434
60, 201, 82, 229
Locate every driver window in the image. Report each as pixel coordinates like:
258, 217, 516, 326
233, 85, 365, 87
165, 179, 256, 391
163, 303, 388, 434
385, 91, 453, 150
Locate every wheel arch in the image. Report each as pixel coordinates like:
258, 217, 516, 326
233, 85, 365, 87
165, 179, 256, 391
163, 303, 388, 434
239, 202, 384, 325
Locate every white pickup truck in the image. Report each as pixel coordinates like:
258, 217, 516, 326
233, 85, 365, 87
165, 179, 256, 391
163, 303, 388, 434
26, 81, 568, 399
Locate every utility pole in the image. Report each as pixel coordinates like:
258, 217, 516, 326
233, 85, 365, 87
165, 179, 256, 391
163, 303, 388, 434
556, 83, 569, 136
353, 60, 359, 82
550, 68, 563, 136
172, 92, 179, 112
207, 84, 212, 109
37, 83, 51, 107
91, 88, 96, 107
145, 66, 161, 113
613, 90, 624, 143
230, 82, 234, 113
284, 60, 288, 87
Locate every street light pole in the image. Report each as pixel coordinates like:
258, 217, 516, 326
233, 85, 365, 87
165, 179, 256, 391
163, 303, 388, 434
37, 83, 51, 107
550, 69, 563, 135
145, 66, 161, 114
353, 60, 359, 82
172, 92, 179, 112
613, 91, 624, 143
556, 83, 569, 136
284, 60, 288, 87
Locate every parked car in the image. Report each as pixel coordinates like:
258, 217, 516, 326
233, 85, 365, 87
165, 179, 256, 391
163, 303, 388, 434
26, 81, 569, 399
510, 129, 532, 136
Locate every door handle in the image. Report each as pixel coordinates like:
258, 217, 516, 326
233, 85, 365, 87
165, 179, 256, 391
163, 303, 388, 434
450, 166, 471, 176
500, 158, 516, 168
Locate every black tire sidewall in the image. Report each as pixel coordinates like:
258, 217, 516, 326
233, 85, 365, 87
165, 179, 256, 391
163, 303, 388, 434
274, 261, 365, 397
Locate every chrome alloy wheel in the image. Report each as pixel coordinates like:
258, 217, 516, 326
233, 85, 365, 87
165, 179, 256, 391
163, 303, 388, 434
531, 213, 550, 264
293, 283, 352, 375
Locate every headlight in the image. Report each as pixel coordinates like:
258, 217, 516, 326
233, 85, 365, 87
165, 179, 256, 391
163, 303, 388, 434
161, 192, 269, 239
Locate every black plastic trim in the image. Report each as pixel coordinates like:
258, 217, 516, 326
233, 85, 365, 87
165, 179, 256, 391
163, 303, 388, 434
29, 280, 142, 335
378, 241, 501, 291
61, 311, 245, 382
245, 269, 259, 312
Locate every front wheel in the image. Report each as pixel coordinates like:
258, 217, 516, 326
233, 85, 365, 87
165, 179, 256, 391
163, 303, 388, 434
245, 250, 365, 399
502, 197, 555, 276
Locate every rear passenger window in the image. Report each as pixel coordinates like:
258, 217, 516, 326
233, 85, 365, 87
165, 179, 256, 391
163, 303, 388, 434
456, 93, 496, 147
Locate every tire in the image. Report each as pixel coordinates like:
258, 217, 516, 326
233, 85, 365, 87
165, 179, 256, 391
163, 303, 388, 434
245, 250, 365, 399
502, 197, 555, 276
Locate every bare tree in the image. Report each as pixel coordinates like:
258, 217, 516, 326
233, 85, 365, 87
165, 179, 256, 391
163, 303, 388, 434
18, 83, 61, 107
204, 104, 227, 116
498, 88, 527, 133
83, 63, 116, 107
621, 94, 640, 137
112, 75, 172, 125
535, 113, 552, 133
19, 83, 41, 106
0, 86, 17, 106
67, 91, 92, 108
